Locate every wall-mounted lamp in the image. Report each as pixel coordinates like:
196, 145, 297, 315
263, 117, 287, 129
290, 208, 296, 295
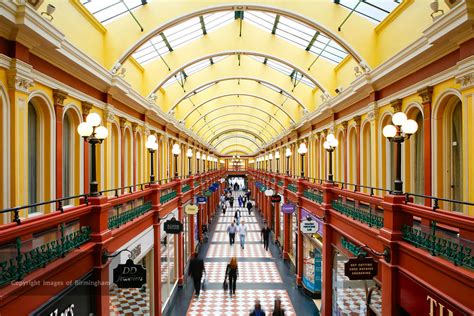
41, 4, 55, 21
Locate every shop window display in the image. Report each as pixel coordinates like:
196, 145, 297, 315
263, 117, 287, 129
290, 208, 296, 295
302, 234, 322, 297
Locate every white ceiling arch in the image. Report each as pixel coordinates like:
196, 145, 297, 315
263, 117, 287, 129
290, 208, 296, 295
201, 121, 273, 140
208, 128, 266, 144
112, 4, 369, 71
170, 76, 308, 113
150, 50, 326, 95
195, 113, 281, 135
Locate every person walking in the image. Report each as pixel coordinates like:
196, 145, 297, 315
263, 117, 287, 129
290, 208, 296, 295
229, 196, 234, 209
222, 204, 227, 215
272, 297, 285, 316
246, 200, 253, 215
234, 209, 241, 225
250, 299, 266, 316
238, 195, 243, 208
188, 253, 205, 298
227, 221, 237, 245
238, 220, 247, 249
261, 223, 271, 251
226, 257, 239, 296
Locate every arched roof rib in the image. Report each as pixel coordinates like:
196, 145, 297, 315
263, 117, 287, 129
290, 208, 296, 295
195, 113, 280, 135
113, 5, 368, 70
201, 121, 273, 141
208, 129, 265, 145
150, 51, 325, 94
181, 94, 297, 122
190, 105, 287, 130
212, 134, 262, 149
171, 77, 307, 113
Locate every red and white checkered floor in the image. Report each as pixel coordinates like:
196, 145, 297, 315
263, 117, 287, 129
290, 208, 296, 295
187, 193, 296, 315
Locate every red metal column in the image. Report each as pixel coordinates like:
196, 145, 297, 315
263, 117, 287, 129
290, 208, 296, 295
274, 201, 280, 241
177, 204, 184, 286
132, 124, 137, 186
296, 179, 303, 286
81, 103, 91, 194
198, 204, 203, 242
53, 90, 67, 199
355, 116, 361, 188
419, 87, 433, 207
119, 117, 126, 194
153, 208, 162, 316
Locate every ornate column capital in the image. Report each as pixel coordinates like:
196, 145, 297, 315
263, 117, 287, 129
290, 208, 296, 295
368, 109, 379, 122
341, 121, 349, 131
7, 59, 34, 94
103, 105, 115, 123
131, 122, 139, 133
81, 101, 92, 118
53, 89, 68, 107
390, 99, 403, 113
353, 115, 362, 126
417, 86, 434, 104
119, 117, 127, 129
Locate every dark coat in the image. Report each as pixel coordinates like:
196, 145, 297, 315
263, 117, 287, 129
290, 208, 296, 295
188, 257, 205, 278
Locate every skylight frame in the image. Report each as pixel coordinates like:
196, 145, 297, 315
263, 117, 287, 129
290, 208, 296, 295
334, 0, 401, 23
80, 0, 148, 24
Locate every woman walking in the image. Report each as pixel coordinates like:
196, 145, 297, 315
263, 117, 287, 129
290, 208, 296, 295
226, 257, 239, 296
272, 297, 285, 315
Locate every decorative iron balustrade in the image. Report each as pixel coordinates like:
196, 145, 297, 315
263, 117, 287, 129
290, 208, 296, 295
341, 237, 367, 257
0, 226, 91, 287
332, 200, 384, 229
182, 184, 191, 193
402, 225, 473, 269
108, 201, 153, 229
277, 180, 284, 187
287, 183, 297, 192
194, 181, 199, 187
304, 190, 323, 204
160, 190, 177, 204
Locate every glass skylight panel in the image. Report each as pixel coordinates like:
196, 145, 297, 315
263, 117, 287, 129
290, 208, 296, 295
335, 0, 400, 23
164, 17, 202, 49
132, 38, 169, 64
204, 11, 235, 32
245, 11, 348, 64
80, 0, 148, 24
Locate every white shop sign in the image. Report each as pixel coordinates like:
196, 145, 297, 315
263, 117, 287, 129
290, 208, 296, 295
300, 220, 319, 234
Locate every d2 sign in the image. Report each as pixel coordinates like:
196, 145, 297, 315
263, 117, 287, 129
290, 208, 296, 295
185, 204, 199, 215
113, 259, 147, 288
300, 220, 319, 234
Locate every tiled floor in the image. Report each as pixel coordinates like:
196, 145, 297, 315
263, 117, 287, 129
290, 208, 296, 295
167, 190, 319, 315
110, 286, 150, 316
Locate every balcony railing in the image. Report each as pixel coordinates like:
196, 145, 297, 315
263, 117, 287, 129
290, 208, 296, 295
108, 201, 153, 230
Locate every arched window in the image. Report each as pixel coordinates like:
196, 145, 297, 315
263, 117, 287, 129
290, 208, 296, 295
361, 122, 371, 193
0, 84, 10, 217
348, 127, 357, 186
336, 131, 345, 183
408, 109, 424, 202
62, 112, 72, 198
123, 128, 132, 187
28, 103, 38, 212
434, 94, 464, 212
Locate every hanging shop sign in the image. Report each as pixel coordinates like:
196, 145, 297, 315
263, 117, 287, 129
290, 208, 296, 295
113, 259, 147, 289
32, 272, 96, 316
220, 178, 226, 183
281, 203, 296, 214
196, 196, 207, 204
164, 218, 183, 234
259, 186, 266, 192
185, 204, 199, 215
271, 194, 282, 203
264, 189, 274, 196
344, 257, 377, 280
204, 190, 212, 196
300, 220, 319, 234
210, 185, 218, 192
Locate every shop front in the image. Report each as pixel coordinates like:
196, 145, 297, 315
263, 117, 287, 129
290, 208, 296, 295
301, 209, 323, 299
397, 271, 467, 316
277, 193, 284, 249
161, 208, 178, 313
31, 272, 97, 316
109, 226, 154, 315
332, 246, 382, 316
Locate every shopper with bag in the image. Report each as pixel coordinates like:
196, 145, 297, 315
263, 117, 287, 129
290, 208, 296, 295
225, 257, 238, 296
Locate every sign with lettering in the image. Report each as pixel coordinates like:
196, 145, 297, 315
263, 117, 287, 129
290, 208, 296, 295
196, 196, 207, 204
271, 194, 281, 203
398, 271, 466, 316
129, 244, 141, 260
264, 189, 274, 196
164, 218, 183, 234
204, 190, 212, 196
113, 259, 147, 288
281, 203, 296, 214
300, 220, 319, 234
344, 257, 377, 280
185, 204, 199, 215
32, 272, 96, 316
210, 185, 217, 192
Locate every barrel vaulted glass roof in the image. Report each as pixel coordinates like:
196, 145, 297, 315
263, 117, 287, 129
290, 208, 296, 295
334, 0, 401, 23
80, 0, 149, 24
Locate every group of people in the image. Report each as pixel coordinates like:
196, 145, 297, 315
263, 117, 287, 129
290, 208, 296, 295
250, 298, 286, 316
226, 219, 247, 249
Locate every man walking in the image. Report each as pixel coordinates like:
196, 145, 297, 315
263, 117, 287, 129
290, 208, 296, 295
227, 221, 237, 245
238, 220, 247, 249
188, 253, 205, 298
261, 223, 271, 251
246, 200, 253, 215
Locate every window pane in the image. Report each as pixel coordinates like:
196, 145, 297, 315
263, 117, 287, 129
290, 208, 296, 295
335, 0, 400, 23
80, 0, 149, 24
